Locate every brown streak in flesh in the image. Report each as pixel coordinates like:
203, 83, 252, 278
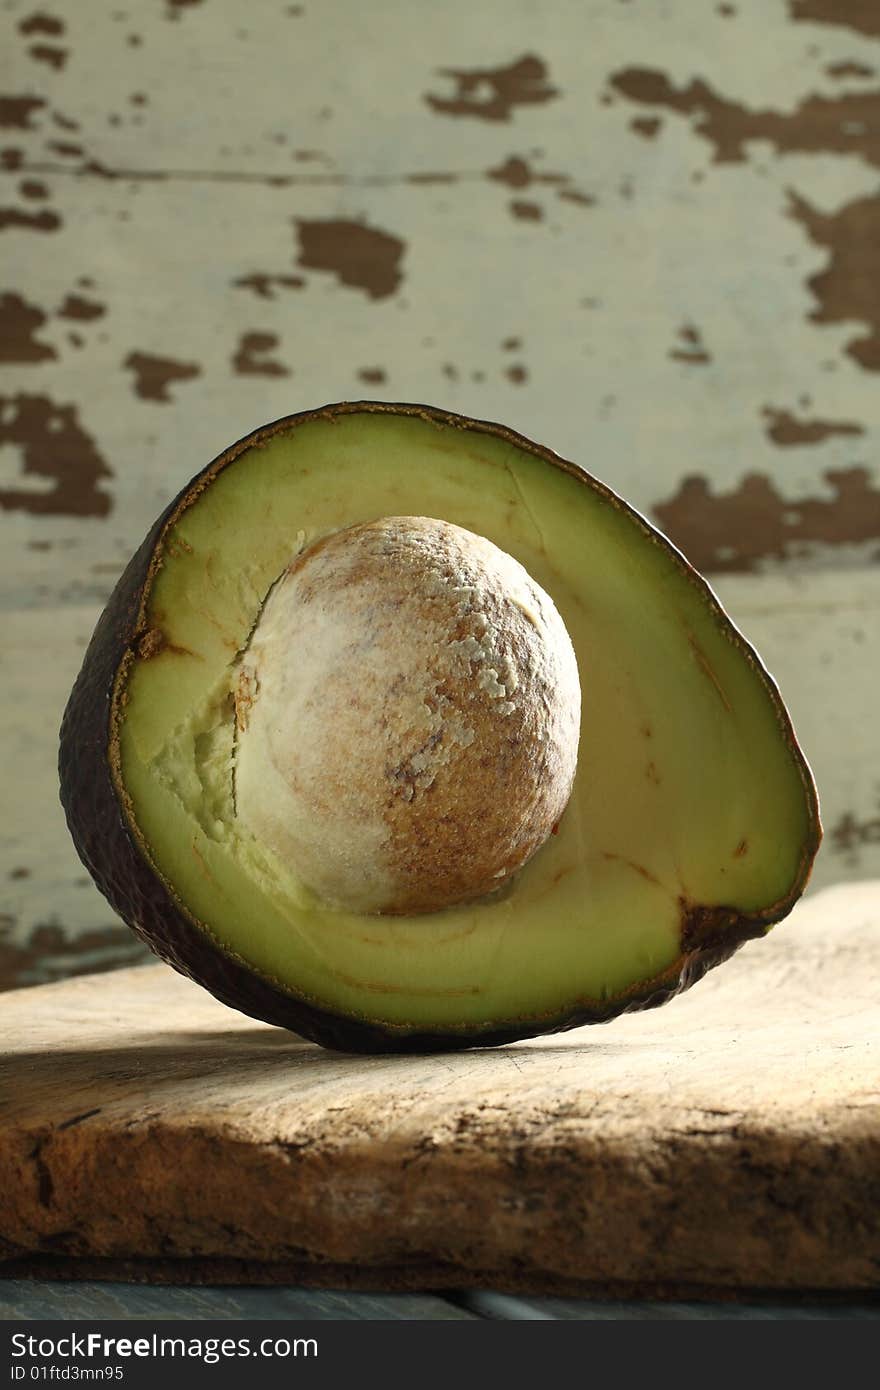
190, 839, 215, 886
686, 631, 732, 713
601, 852, 662, 888
327, 968, 482, 998
136, 629, 195, 660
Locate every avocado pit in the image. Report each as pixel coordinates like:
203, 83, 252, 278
232, 515, 582, 915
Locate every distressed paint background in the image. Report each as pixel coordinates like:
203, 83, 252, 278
2, 0, 879, 990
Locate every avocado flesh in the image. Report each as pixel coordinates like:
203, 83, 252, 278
112, 408, 817, 1039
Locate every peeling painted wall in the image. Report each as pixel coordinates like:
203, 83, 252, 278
2, 0, 879, 990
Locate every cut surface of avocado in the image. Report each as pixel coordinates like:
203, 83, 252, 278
83, 404, 819, 1045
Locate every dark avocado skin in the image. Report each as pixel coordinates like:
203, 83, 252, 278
59, 402, 822, 1054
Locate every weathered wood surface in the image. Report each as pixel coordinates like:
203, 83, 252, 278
3, 0, 880, 992
1, 881, 877, 1295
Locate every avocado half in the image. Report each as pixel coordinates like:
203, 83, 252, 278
59, 402, 821, 1053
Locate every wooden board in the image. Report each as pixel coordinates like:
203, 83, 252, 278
1, 881, 878, 1296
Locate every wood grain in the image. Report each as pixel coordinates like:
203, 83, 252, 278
1, 880, 877, 1295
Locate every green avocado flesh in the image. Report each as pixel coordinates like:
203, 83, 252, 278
116, 409, 815, 1035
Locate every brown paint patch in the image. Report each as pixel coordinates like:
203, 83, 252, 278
0, 207, 60, 232
790, 1, 880, 38
425, 55, 558, 123
827, 61, 876, 79
18, 13, 64, 35
123, 351, 202, 402
405, 171, 458, 185
669, 322, 711, 364
28, 44, 68, 70
788, 189, 880, 371
296, 218, 405, 300
487, 154, 565, 189
610, 67, 880, 169
831, 806, 880, 857
510, 199, 542, 221
505, 364, 528, 384
487, 155, 593, 209
0, 921, 148, 993
57, 293, 105, 322
653, 466, 880, 572
630, 116, 662, 138
0, 394, 112, 517
233, 272, 304, 299
231, 332, 290, 377
489, 155, 536, 188
358, 367, 387, 385
0, 96, 45, 129
763, 406, 865, 445
0, 292, 56, 363
557, 189, 596, 207
19, 179, 47, 198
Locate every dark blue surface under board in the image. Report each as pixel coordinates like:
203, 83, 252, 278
1, 1282, 877, 1321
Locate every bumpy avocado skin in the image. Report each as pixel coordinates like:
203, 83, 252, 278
59, 402, 821, 1054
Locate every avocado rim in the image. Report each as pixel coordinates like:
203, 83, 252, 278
58, 401, 822, 1053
